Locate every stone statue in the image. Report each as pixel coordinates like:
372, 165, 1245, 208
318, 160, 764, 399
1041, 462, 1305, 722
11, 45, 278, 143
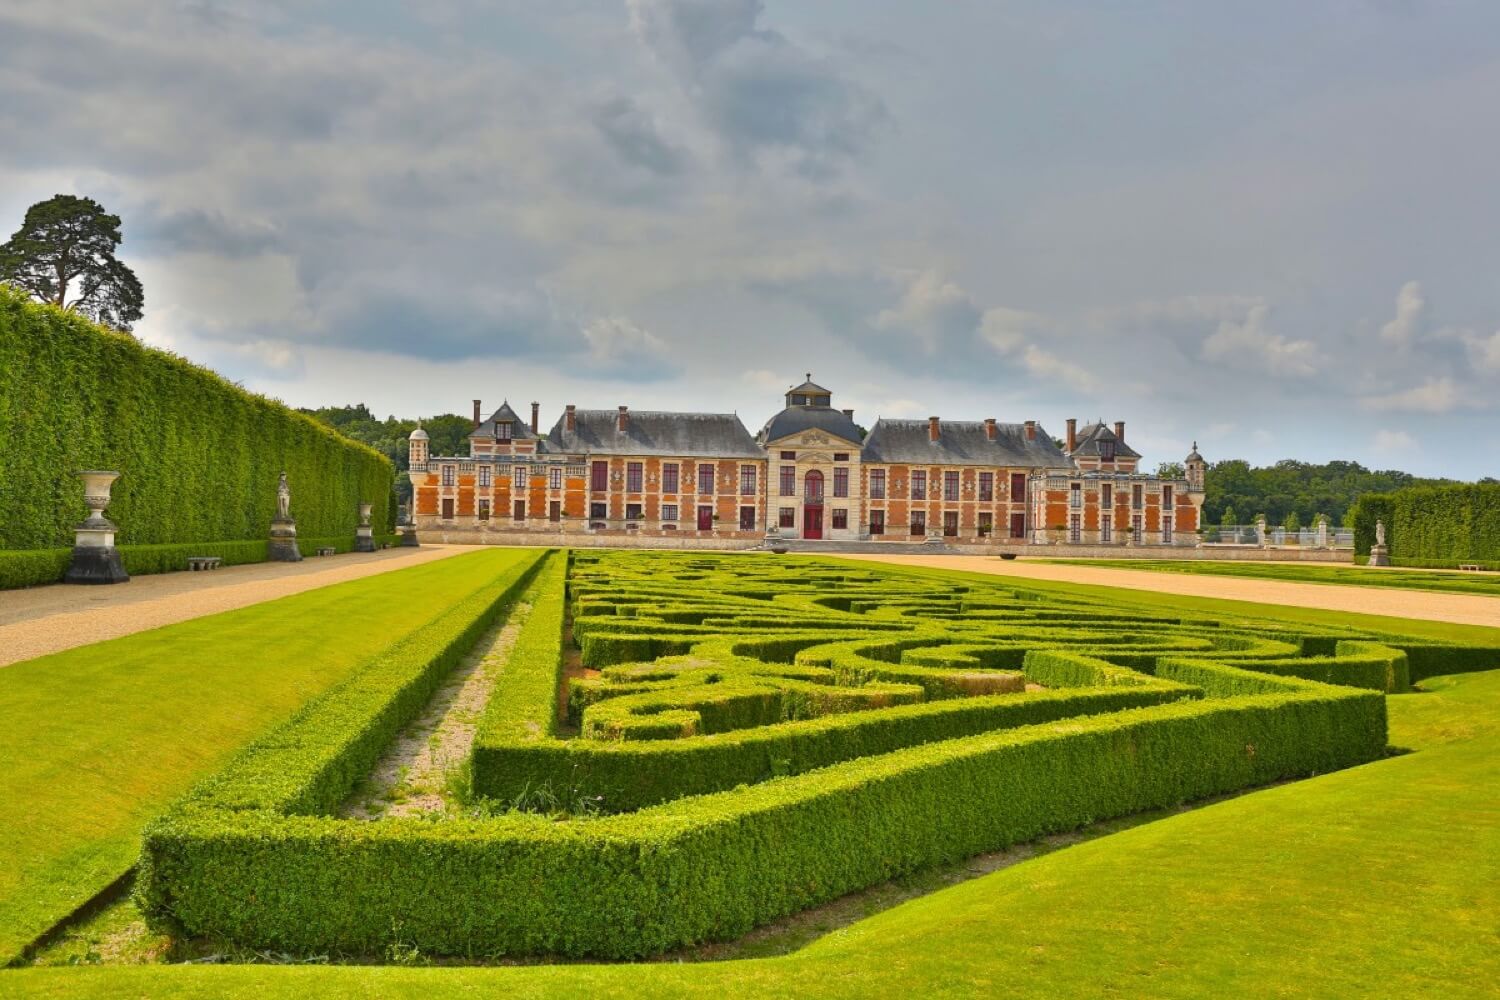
277, 471, 291, 521
1375, 519, 1385, 547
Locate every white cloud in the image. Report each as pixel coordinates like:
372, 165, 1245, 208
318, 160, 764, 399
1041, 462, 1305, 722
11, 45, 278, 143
1374, 429, 1414, 451
1379, 280, 1425, 348
1360, 376, 1471, 413
871, 269, 982, 353
1201, 303, 1323, 377
580, 316, 678, 378
1463, 329, 1500, 373
1020, 345, 1097, 392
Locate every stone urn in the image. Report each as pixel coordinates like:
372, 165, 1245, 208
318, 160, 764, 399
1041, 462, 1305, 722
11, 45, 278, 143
65, 470, 129, 584
355, 501, 377, 552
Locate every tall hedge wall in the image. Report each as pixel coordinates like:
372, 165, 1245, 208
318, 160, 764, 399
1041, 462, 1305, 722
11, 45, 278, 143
0, 288, 394, 550
1353, 484, 1500, 569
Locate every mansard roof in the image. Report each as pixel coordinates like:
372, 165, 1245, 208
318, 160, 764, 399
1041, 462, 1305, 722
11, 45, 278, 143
1071, 422, 1141, 460
546, 409, 763, 458
861, 419, 1073, 469
470, 401, 541, 441
759, 405, 863, 446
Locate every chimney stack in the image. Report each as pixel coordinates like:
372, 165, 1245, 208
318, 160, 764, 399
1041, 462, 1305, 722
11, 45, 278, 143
565, 404, 576, 432
1114, 420, 1125, 444
530, 401, 540, 434
984, 418, 997, 440
1024, 420, 1036, 442
843, 408, 854, 420
1066, 418, 1077, 453
473, 399, 482, 428
617, 405, 630, 432
928, 416, 941, 442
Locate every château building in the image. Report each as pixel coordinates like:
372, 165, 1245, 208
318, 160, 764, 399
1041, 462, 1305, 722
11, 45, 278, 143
407, 376, 1205, 549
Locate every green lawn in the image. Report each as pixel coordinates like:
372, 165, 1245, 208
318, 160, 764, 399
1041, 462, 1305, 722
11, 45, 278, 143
4, 557, 1497, 997
0, 548, 534, 964
1039, 557, 1500, 595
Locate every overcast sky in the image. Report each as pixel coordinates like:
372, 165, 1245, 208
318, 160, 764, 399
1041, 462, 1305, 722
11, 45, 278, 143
4, 1, 1498, 477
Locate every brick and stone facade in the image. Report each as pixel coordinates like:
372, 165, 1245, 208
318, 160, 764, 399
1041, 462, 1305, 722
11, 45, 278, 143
409, 376, 1205, 549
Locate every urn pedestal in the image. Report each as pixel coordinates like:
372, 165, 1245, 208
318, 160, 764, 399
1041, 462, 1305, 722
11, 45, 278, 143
1367, 544, 1391, 567
268, 518, 303, 562
354, 502, 376, 553
65, 471, 129, 585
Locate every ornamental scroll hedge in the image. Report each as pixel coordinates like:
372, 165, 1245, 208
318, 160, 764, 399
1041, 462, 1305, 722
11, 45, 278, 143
0, 287, 394, 552
1353, 484, 1500, 569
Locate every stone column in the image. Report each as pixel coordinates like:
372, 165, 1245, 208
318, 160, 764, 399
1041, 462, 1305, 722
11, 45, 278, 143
1315, 514, 1329, 549
355, 502, 376, 552
65, 470, 129, 584
1255, 516, 1267, 548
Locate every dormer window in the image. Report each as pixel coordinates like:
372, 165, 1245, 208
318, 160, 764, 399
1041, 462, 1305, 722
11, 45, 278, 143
1100, 440, 1115, 460
496, 421, 512, 441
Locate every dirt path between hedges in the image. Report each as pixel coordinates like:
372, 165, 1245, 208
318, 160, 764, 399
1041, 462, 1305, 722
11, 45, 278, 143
0, 545, 472, 667
343, 600, 533, 820
835, 553, 1500, 628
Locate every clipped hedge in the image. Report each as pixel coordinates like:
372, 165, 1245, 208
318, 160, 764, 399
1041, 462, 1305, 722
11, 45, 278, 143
0, 287, 394, 553
1353, 483, 1500, 568
139, 660, 1384, 959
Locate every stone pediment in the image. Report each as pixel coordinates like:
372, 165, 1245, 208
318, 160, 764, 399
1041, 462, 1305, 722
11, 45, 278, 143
799, 451, 834, 464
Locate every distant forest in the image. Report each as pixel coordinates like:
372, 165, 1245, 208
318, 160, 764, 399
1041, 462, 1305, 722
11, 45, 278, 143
301, 404, 1486, 528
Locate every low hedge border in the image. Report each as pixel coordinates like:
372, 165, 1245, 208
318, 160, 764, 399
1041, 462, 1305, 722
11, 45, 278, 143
0, 534, 409, 589
140, 657, 1383, 959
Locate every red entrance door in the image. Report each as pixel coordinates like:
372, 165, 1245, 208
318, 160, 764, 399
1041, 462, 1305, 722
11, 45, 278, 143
697, 505, 713, 531
803, 470, 825, 539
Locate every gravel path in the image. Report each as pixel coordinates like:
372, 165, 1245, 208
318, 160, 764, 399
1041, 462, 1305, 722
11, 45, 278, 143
0, 546, 472, 667
835, 553, 1500, 628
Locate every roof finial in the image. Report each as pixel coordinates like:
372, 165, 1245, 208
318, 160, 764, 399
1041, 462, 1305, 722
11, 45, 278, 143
806, 372, 812, 381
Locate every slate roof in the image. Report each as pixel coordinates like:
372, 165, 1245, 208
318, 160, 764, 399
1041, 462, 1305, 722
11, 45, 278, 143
788, 376, 832, 396
861, 419, 1073, 469
470, 401, 542, 442
546, 410, 763, 458
1069, 422, 1140, 460
758, 405, 863, 446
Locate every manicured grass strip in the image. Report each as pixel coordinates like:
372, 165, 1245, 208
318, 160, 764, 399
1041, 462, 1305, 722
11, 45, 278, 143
9, 671, 1496, 999
1037, 557, 1500, 596
0, 547, 539, 964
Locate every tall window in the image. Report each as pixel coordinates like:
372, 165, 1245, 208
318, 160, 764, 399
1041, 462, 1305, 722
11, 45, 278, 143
870, 510, 885, 535
944, 470, 960, 501
1132, 513, 1143, 541
1010, 472, 1027, 501
1069, 513, 1081, 542
910, 510, 926, 536
549, 500, 561, 522
833, 467, 849, 497
740, 465, 757, 496
698, 463, 716, 495
1102, 484, 1113, 508
662, 463, 679, 494
780, 465, 796, 496
591, 460, 608, 492
1101, 516, 1112, 543
870, 468, 886, 499
1163, 515, 1174, 543
1163, 485, 1174, 507
496, 422, 512, 441
978, 511, 993, 535
832, 509, 848, 530
1132, 484, 1144, 510
661, 503, 678, 522
626, 462, 643, 492
441, 465, 454, 487
511, 464, 525, 485
1010, 512, 1026, 538
1100, 440, 1115, 461
548, 466, 562, 489
478, 466, 491, 488
911, 470, 926, 500
512, 500, 525, 521
1070, 482, 1082, 509
979, 472, 994, 502
739, 506, 755, 530
805, 469, 824, 501
943, 511, 958, 536
477, 499, 490, 520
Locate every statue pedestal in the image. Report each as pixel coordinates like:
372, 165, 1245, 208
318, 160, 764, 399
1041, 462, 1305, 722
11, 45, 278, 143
268, 517, 303, 562
354, 525, 376, 553
1367, 544, 1391, 567
65, 518, 129, 585
397, 524, 420, 547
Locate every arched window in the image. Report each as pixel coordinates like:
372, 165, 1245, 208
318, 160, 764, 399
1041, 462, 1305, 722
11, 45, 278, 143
804, 469, 824, 502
